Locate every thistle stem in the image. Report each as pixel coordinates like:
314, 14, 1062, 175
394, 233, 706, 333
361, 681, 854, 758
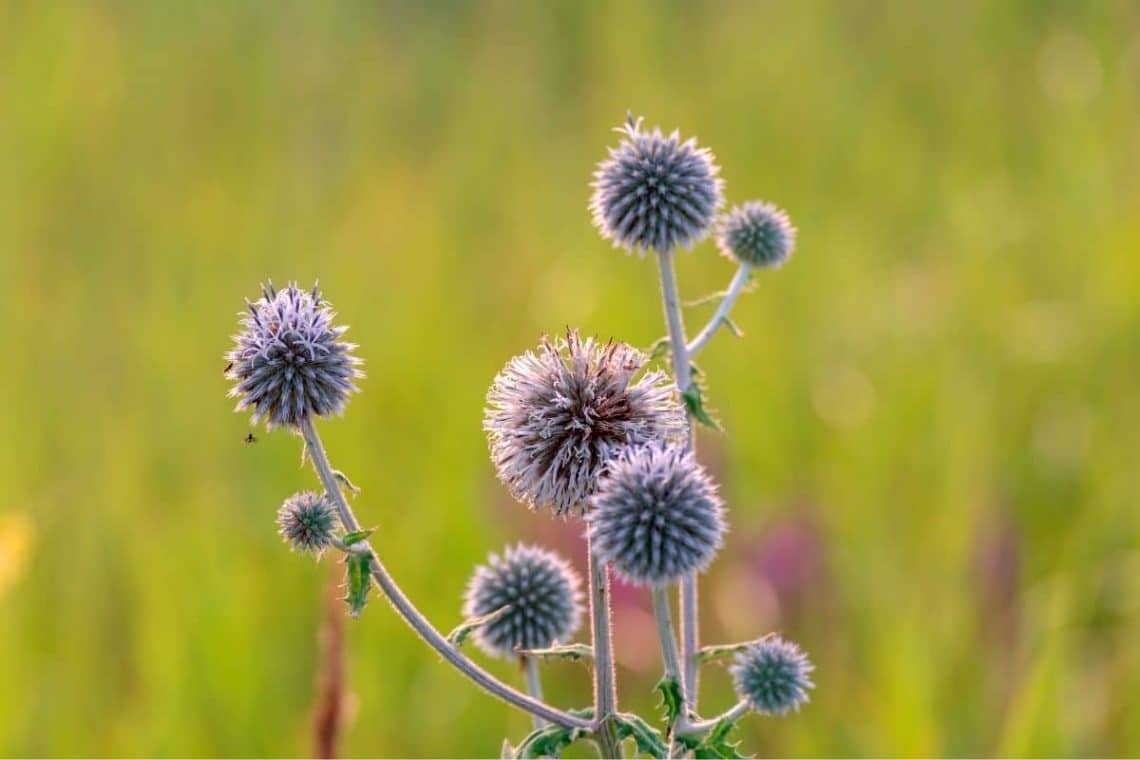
587, 533, 622, 758
650, 584, 684, 691
520, 655, 546, 731
654, 250, 700, 709
677, 701, 749, 738
299, 417, 591, 732
686, 264, 752, 358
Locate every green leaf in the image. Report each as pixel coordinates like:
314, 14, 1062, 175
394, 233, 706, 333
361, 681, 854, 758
656, 675, 685, 728
696, 641, 753, 664
612, 713, 668, 758
647, 336, 671, 362
681, 386, 721, 432
332, 469, 361, 496
691, 717, 747, 759
516, 643, 593, 664
722, 316, 744, 338
342, 528, 375, 547
514, 721, 589, 759
446, 605, 511, 648
343, 553, 372, 618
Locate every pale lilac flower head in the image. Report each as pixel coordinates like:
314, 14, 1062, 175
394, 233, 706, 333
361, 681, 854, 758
484, 330, 686, 518
226, 281, 363, 429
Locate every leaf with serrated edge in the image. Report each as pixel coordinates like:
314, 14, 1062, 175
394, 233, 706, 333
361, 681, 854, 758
446, 605, 511, 647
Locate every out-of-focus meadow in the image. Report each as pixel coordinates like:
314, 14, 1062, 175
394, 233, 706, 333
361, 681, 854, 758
2, 1, 1139, 756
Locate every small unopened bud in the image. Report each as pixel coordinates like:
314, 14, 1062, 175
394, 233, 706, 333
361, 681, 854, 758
277, 491, 337, 556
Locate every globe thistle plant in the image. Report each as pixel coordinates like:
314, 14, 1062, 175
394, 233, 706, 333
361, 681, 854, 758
590, 114, 724, 255
463, 544, 584, 659
484, 329, 687, 518
717, 200, 796, 268
226, 281, 363, 430
277, 491, 337, 556
730, 635, 815, 716
234, 113, 815, 758
587, 442, 726, 586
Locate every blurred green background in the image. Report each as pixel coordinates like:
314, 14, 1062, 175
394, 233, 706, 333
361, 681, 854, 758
2, 1, 1139, 756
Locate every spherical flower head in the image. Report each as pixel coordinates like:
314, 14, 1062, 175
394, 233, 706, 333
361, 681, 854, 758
484, 330, 687, 518
277, 491, 338, 556
717, 201, 796, 268
587, 442, 726, 586
226, 281, 363, 430
730, 635, 815, 716
590, 114, 724, 255
463, 544, 584, 659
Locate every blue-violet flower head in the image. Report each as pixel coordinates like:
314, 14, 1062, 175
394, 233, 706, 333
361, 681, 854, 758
590, 114, 724, 255
717, 201, 796, 268
463, 544, 584, 659
730, 635, 815, 716
277, 491, 338, 556
587, 442, 726, 586
226, 281, 363, 430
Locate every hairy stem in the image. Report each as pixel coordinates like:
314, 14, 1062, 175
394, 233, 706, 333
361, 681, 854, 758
686, 264, 752, 358
520, 656, 546, 731
650, 584, 684, 690
677, 701, 749, 739
654, 250, 700, 709
587, 533, 622, 758
299, 417, 591, 732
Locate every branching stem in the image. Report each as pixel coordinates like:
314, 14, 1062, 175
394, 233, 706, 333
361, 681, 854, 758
686, 264, 752, 358
587, 533, 622, 758
521, 655, 546, 731
654, 250, 701, 709
299, 417, 591, 732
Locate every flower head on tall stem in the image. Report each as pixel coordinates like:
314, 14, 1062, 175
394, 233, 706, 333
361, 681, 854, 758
484, 329, 687, 518
226, 281, 363, 430
590, 114, 724, 255
717, 201, 796, 268
588, 442, 726, 586
463, 544, 584, 659
730, 635, 815, 716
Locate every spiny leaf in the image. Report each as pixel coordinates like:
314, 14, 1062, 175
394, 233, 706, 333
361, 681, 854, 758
612, 713, 668, 758
696, 641, 753, 663
446, 605, 511, 648
515, 642, 593, 664
681, 386, 721, 432
342, 528, 375, 547
647, 336, 671, 362
332, 469, 361, 496
722, 316, 744, 338
343, 553, 372, 618
656, 675, 685, 728
514, 721, 588, 759
694, 718, 747, 759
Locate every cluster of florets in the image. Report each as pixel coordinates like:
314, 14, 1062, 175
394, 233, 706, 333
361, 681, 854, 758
226, 281, 363, 430
717, 201, 796, 268
484, 329, 687, 517
277, 491, 338, 556
588, 442, 725, 586
463, 544, 584, 658
590, 114, 724, 255
730, 635, 815, 715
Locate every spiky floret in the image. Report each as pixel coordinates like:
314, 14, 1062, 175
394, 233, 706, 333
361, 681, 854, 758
730, 635, 815, 716
277, 491, 338, 556
587, 442, 725, 586
590, 114, 724, 255
717, 201, 796, 268
226, 281, 363, 430
484, 330, 687, 518
463, 544, 584, 659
